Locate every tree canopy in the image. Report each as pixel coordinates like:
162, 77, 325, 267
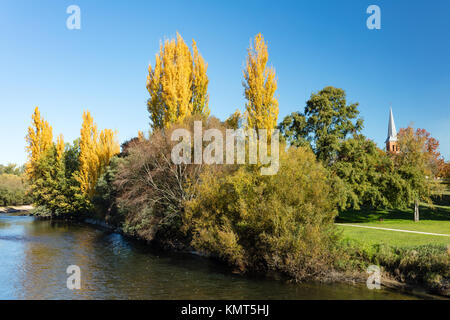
331, 134, 408, 210
279, 86, 363, 164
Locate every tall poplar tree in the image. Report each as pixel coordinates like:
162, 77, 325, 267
243, 33, 278, 132
56, 134, 65, 161
146, 33, 210, 130
76, 111, 119, 198
25, 107, 53, 181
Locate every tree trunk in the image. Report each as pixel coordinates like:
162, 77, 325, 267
414, 199, 419, 222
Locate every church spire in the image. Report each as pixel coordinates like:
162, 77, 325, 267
386, 107, 399, 153
386, 107, 397, 143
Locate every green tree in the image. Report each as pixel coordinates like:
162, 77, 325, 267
93, 156, 125, 225
30, 145, 68, 216
30, 140, 90, 217
331, 134, 408, 210
279, 86, 363, 164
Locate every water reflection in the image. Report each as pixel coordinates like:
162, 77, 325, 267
0, 215, 418, 300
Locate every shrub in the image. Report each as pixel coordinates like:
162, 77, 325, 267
115, 116, 227, 247
0, 173, 31, 206
30, 205, 53, 217
184, 146, 340, 280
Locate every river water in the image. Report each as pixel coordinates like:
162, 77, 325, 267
0, 214, 419, 300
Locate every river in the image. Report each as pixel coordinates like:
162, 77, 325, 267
0, 214, 420, 300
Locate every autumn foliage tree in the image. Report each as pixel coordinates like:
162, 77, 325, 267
146, 33, 210, 130
441, 161, 450, 179
26, 109, 120, 217
76, 111, 120, 199
243, 33, 278, 132
56, 134, 65, 161
25, 108, 80, 216
394, 126, 445, 221
25, 107, 53, 181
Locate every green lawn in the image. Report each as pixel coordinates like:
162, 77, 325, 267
336, 200, 450, 248
338, 224, 450, 247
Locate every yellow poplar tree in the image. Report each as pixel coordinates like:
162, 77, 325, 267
25, 106, 53, 180
243, 33, 278, 132
56, 134, 65, 161
77, 111, 97, 197
98, 129, 120, 170
191, 39, 210, 116
147, 32, 209, 130
77, 111, 119, 198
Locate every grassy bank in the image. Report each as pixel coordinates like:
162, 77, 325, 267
337, 201, 450, 296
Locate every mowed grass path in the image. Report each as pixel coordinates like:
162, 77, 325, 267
336, 200, 450, 247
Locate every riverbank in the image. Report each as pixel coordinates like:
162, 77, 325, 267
80, 216, 449, 299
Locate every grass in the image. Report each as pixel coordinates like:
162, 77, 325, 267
336, 185, 450, 248
338, 225, 449, 247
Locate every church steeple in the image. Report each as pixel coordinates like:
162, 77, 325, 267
386, 107, 399, 153
386, 107, 397, 143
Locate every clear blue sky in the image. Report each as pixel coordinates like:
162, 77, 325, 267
1, 0, 449, 165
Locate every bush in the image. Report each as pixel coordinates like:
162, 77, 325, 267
115, 116, 227, 247
184, 146, 341, 280
0, 173, 31, 206
30, 205, 53, 217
